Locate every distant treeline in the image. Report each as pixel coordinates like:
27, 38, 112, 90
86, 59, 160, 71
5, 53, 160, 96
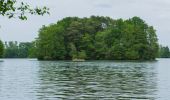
158, 45, 170, 58
2, 41, 36, 58
0, 16, 170, 60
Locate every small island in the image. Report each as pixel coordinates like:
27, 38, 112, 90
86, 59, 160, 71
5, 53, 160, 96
33, 16, 159, 61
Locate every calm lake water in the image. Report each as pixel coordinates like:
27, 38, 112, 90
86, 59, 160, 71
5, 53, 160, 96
0, 59, 169, 100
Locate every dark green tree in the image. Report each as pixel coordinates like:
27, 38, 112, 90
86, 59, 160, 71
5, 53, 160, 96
4, 41, 18, 58
158, 45, 170, 58
37, 24, 66, 60
4, 41, 33, 58
28, 41, 38, 58
18, 42, 32, 58
0, 40, 4, 58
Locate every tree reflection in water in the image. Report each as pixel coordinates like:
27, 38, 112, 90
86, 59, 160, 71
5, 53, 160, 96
36, 61, 158, 100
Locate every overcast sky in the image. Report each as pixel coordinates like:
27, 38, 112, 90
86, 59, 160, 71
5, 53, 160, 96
0, 0, 170, 46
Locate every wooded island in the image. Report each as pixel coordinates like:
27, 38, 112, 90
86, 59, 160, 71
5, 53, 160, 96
36, 16, 159, 60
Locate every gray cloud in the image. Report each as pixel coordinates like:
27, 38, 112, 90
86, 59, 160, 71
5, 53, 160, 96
95, 4, 112, 8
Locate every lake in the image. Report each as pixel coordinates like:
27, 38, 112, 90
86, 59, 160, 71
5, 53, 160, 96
0, 59, 169, 100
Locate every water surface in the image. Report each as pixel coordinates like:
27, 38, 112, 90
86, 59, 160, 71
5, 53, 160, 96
0, 59, 169, 100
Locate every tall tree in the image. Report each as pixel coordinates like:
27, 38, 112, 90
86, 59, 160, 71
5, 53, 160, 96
0, 40, 4, 58
37, 24, 66, 60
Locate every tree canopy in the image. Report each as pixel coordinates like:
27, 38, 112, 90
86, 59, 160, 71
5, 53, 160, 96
0, 0, 49, 20
36, 16, 159, 60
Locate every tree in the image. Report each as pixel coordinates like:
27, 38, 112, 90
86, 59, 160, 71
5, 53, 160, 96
81, 33, 95, 59
28, 41, 38, 58
4, 41, 18, 58
37, 24, 66, 60
158, 45, 170, 58
18, 42, 32, 58
0, 0, 49, 20
0, 40, 4, 58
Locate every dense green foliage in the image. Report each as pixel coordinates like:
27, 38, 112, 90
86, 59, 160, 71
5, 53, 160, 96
36, 16, 159, 60
158, 45, 170, 58
4, 41, 33, 58
28, 41, 37, 58
0, 0, 49, 20
0, 40, 4, 58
